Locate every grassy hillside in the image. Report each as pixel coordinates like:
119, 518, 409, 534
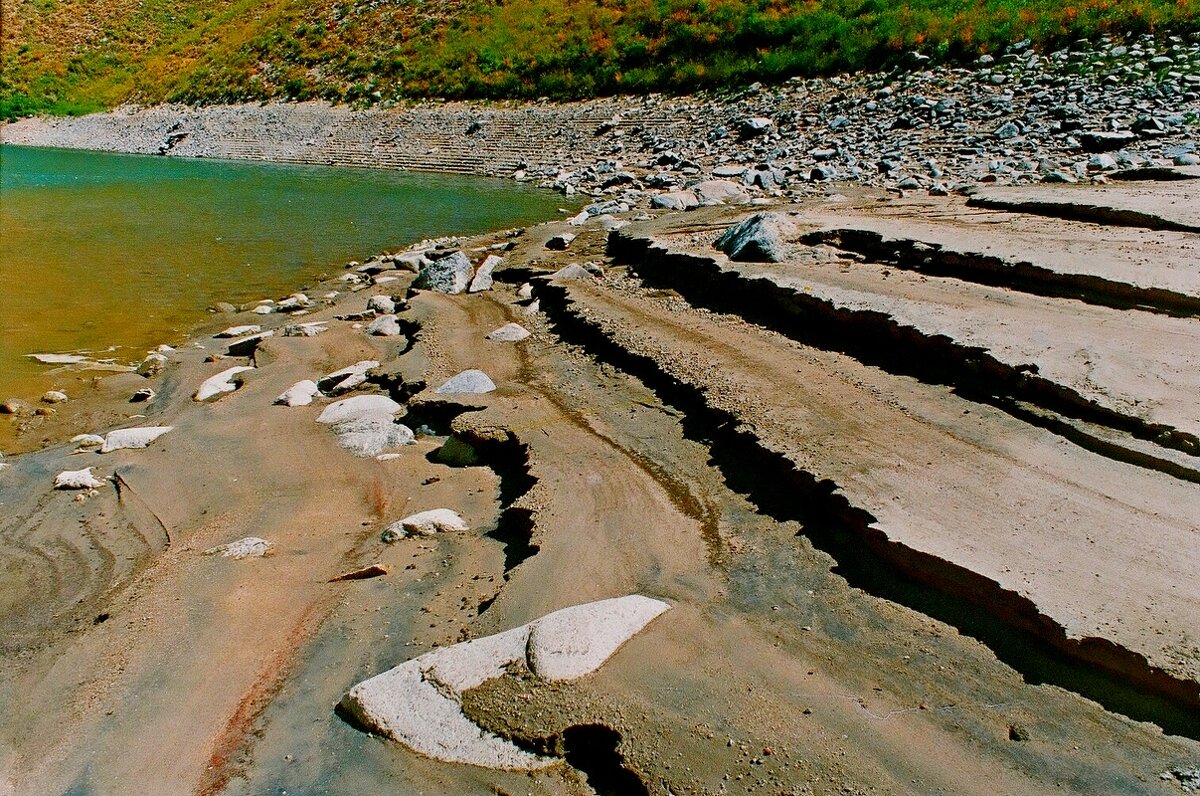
3, 0, 1198, 119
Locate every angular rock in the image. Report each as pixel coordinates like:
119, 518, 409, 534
283, 321, 328, 337
226, 330, 274, 357
740, 117, 773, 138
54, 467, 104, 490
383, 508, 469, 540
275, 380, 320, 407
317, 360, 380, 395
545, 233, 576, 251
1080, 131, 1138, 153
714, 212, 800, 262
276, 293, 311, 312
71, 434, 105, 450
434, 370, 496, 395
550, 264, 593, 281
194, 365, 254, 402
412, 251, 474, 294
204, 537, 272, 559
130, 388, 156, 403
485, 323, 531, 342
468, 255, 502, 293
137, 352, 169, 377
100, 426, 174, 453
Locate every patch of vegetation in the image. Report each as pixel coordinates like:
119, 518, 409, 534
2, 0, 1198, 117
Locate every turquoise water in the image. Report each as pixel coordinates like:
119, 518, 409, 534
0, 144, 565, 404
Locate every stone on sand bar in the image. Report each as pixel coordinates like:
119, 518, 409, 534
434, 370, 496, 395
383, 508, 468, 541
54, 467, 104, 490
367, 295, 396, 315
204, 537, 272, 559
485, 323, 531, 343
545, 232, 576, 250
714, 211, 799, 263
226, 330, 274, 357
283, 322, 327, 337
317, 360, 380, 395
100, 426, 174, 453
41, 390, 68, 404
316, 395, 401, 425
137, 352, 169, 377
550, 263, 592, 281
339, 595, 669, 769
367, 314, 402, 336
331, 416, 415, 458
275, 380, 320, 407
28, 353, 87, 365
214, 324, 261, 339
194, 366, 254, 402
71, 434, 105, 451
468, 255, 502, 293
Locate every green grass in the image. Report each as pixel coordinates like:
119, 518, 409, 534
3, 0, 1199, 119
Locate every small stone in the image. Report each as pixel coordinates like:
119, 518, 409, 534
367, 295, 396, 314
486, 323, 531, 342
204, 537, 272, 559
41, 390, 68, 404
516, 283, 534, 301
383, 509, 469, 541
0, 399, 33, 416
550, 264, 592, 281
71, 434, 105, 450
137, 352, 169, 377
130, 387, 156, 403
993, 121, 1021, 139
214, 324, 261, 339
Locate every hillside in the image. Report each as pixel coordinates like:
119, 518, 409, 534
3, 0, 1199, 120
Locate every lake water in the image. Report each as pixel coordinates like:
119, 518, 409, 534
0, 144, 566, 412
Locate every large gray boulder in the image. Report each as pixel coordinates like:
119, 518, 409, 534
650, 190, 700, 211
412, 251, 474, 294
714, 212, 799, 262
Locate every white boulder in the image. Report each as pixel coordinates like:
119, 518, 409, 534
275, 380, 320, 407
367, 295, 396, 314
194, 366, 254, 402
100, 426, 174, 453
367, 314, 402, 337
214, 324, 261, 339
485, 323, 531, 343
54, 467, 104, 490
316, 395, 401, 425
383, 508, 468, 540
468, 255, 502, 293
434, 370, 496, 395
332, 415, 415, 458
317, 360, 379, 395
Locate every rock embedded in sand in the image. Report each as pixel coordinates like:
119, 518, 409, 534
130, 387, 155, 403
41, 390, 68, 404
71, 434, 105, 451
54, 467, 104, 490
550, 263, 593, 281
194, 365, 255, 402
434, 369, 496, 395
382, 508, 469, 540
276, 293, 311, 312
204, 537, 272, 559
367, 314, 402, 337
28, 353, 87, 365
214, 324, 261, 339
331, 415, 415, 457
412, 251, 474, 294
692, 179, 751, 206
283, 321, 327, 337
545, 232, 576, 250
651, 190, 700, 211
714, 212, 799, 262
339, 595, 670, 769
275, 380, 320, 407
485, 323, 531, 342
316, 394, 401, 425
137, 352, 169, 377
468, 254, 502, 293
1, 399, 34, 416
100, 426, 174, 453
225, 330, 274, 357
367, 295, 396, 315
516, 283, 534, 300
317, 360, 380, 395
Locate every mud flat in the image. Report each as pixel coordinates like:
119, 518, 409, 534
1, 176, 1199, 795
